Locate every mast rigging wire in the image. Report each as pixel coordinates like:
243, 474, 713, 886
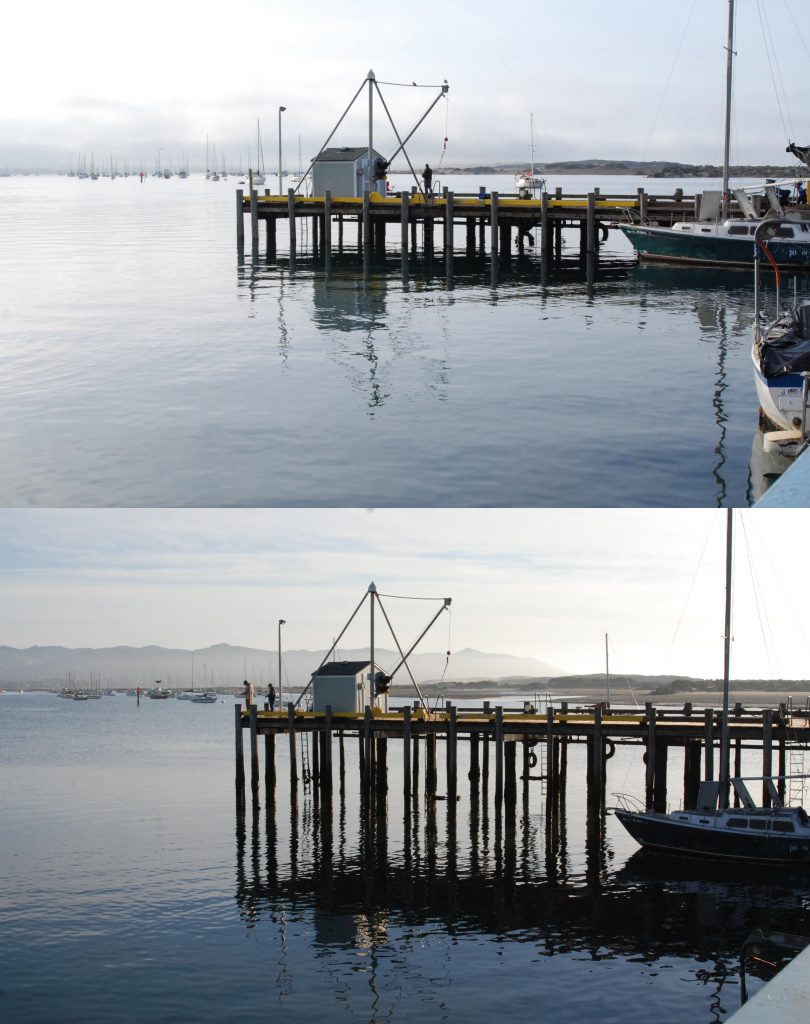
756, 0, 795, 143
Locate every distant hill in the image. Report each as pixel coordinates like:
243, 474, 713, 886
432, 160, 802, 178
0, 644, 562, 689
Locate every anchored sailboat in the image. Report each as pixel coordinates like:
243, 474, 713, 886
614, 511, 810, 863
620, 0, 810, 270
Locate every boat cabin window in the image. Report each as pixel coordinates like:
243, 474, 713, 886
700, 228, 712, 233
727, 817, 748, 828
727, 225, 752, 235
772, 820, 795, 833
772, 226, 795, 238
748, 819, 769, 831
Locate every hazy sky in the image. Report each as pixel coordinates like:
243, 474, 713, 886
1, 508, 808, 681
3, 1, 809, 170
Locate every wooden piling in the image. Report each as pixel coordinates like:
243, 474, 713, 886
235, 703, 245, 791
653, 741, 668, 812
684, 740, 701, 809
495, 706, 504, 806
287, 189, 296, 260
586, 193, 596, 255
637, 187, 647, 223
426, 732, 437, 798
762, 708, 773, 806
312, 725, 320, 780
645, 703, 655, 808
236, 189, 244, 249
445, 192, 454, 256
324, 191, 332, 266
322, 713, 331, 786
288, 703, 298, 786
363, 705, 372, 794
400, 191, 409, 256
412, 730, 420, 801
593, 703, 603, 793
362, 191, 370, 256
490, 193, 499, 260
403, 706, 411, 801
249, 704, 259, 799
504, 741, 516, 806
250, 190, 259, 250
264, 732, 275, 793
704, 708, 715, 780
469, 731, 480, 790
447, 704, 457, 805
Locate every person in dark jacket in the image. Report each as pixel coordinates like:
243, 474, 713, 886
423, 163, 433, 194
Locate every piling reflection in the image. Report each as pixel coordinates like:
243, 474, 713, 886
234, 762, 810, 980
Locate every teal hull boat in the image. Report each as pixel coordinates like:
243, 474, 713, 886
621, 221, 810, 270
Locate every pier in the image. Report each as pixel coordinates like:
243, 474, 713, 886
234, 698, 810, 815
235, 186, 754, 280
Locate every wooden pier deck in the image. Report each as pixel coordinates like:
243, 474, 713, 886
235, 186, 755, 278
235, 699, 810, 814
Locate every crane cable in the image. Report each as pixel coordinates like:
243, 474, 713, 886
437, 97, 449, 168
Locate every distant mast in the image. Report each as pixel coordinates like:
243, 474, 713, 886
604, 633, 611, 706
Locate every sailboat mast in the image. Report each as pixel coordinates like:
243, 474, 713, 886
604, 632, 611, 705
719, 508, 733, 807
530, 113, 535, 180
721, 0, 735, 220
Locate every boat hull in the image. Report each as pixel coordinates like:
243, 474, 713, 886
752, 352, 806, 431
621, 225, 810, 270
615, 808, 810, 863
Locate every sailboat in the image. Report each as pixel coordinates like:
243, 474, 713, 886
614, 510, 810, 863
620, 0, 810, 270
253, 120, 266, 186
515, 113, 545, 196
751, 217, 810, 440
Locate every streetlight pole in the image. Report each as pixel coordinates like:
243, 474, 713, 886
278, 618, 286, 706
278, 106, 286, 195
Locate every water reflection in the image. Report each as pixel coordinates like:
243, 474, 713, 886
234, 775, 809, 979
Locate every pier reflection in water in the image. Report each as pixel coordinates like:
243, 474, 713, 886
233, 738, 808, 1024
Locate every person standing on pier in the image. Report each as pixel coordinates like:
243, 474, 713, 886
423, 163, 433, 195
243, 679, 254, 707
267, 682, 276, 711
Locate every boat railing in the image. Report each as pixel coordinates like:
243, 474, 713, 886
611, 792, 646, 814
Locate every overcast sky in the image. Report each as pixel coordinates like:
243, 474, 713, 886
1, 508, 808, 681
3, 1, 809, 171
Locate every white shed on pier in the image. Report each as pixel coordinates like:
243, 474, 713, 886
311, 147, 387, 198
310, 660, 389, 713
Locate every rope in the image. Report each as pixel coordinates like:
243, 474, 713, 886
437, 97, 449, 168
375, 80, 446, 88
438, 606, 452, 683
640, 0, 697, 162
376, 592, 448, 601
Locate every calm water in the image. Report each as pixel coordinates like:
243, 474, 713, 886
2, 691, 807, 1023
0, 173, 801, 507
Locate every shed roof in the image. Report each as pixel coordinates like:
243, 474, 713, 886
315, 660, 371, 676
315, 147, 380, 163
